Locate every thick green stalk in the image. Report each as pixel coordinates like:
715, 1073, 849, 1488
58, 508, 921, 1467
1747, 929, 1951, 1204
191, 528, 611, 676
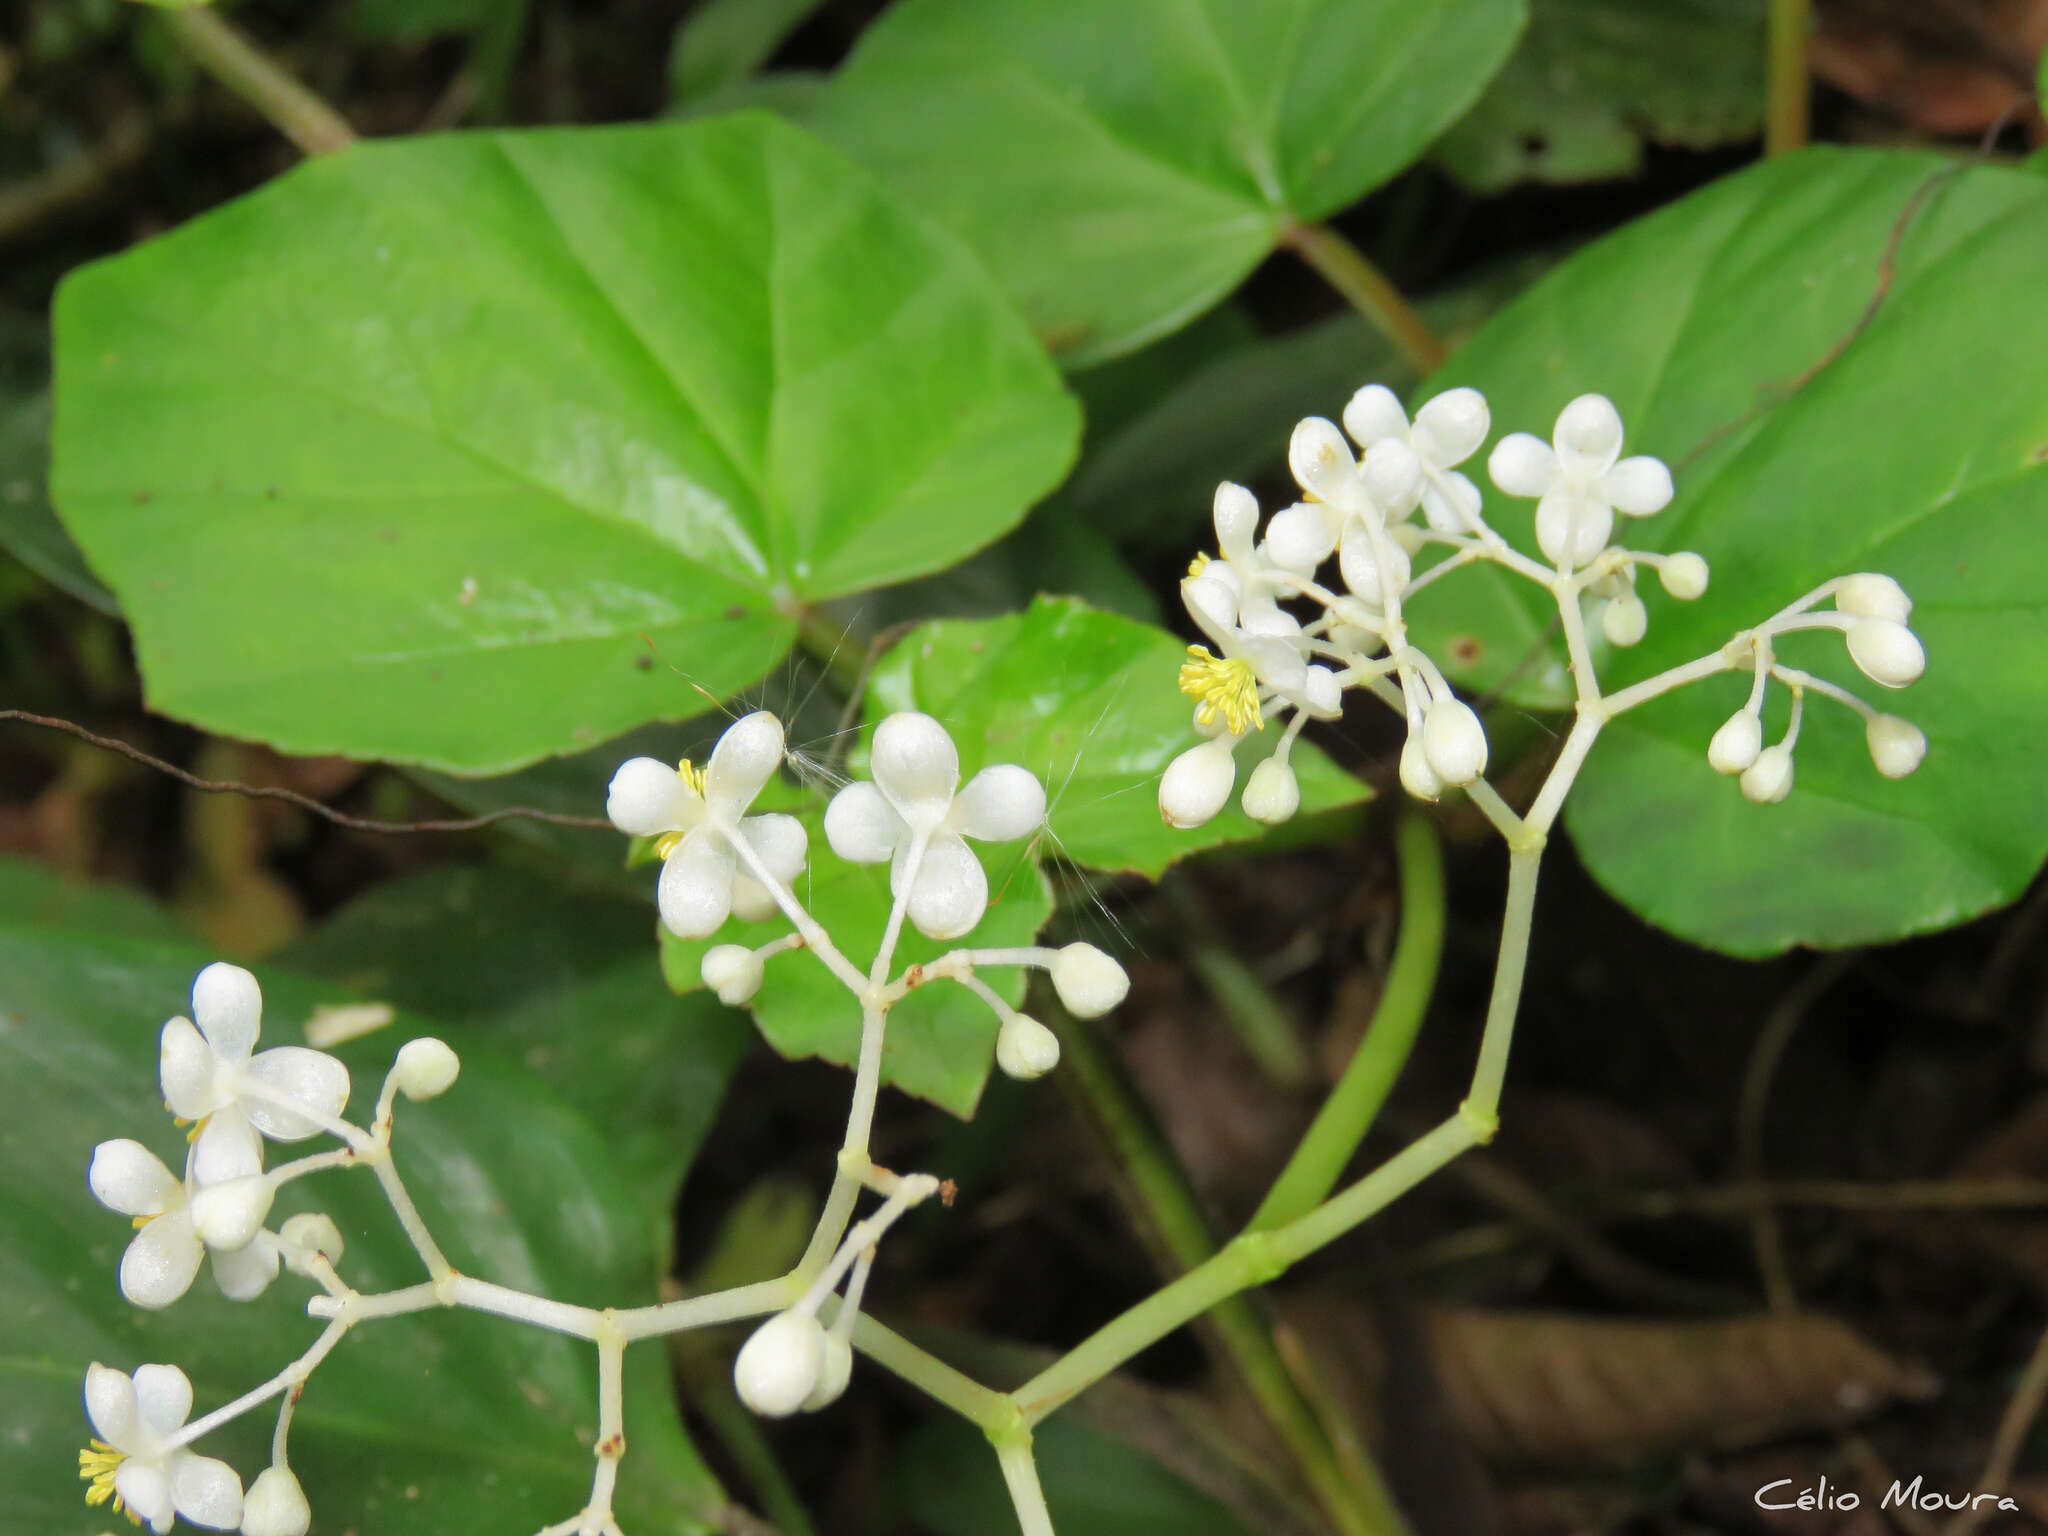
1251, 815, 1446, 1231
161, 8, 356, 156
1282, 223, 1446, 375
1765, 0, 1812, 155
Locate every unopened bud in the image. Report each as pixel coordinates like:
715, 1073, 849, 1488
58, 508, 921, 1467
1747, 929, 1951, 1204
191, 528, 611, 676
735, 1312, 826, 1419
1846, 618, 1925, 688
1420, 699, 1488, 787
1601, 594, 1648, 647
191, 1176, 275, 1251
1739, 744, 1795, 804
1836, 573, 1912, 624
1159, 738, 1236, 829
1050, 943, 1128, 1019
701, 945, 765, 1007
1399, 733, 1443, 802
803, 1333, 854, 1412
278, 1213, 343, 1271
1707, 710, 1763, 775
1866, 714, 1927, 779
996, 1014, 1060, 1081
241, 1465, 311, 1536
1241, 757, 1300, 825
1659, 552, 1709, 600
391, 1038, 460, 1101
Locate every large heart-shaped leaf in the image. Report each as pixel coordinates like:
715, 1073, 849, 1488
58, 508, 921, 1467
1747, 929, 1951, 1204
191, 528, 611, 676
0, 867, 730, 1534
816, 0, 1525, 364
1406, 148, 2048, 954
51, 112, 1078, 772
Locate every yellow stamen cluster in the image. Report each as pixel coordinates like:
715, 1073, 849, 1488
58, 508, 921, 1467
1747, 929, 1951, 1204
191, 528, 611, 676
80, 1439, 131, 1519
675, 759, 707, 796
653, 831, 685, 861
1178, 646, 1263, 735
1186, 551, 1212, 578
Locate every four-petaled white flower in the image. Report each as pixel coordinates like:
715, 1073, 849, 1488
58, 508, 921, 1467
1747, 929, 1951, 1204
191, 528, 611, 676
1341, 383, 1490, 533
1487, 393, 1673, 569
824, 712, 1045, 940
88, 1140, 279, 1308
160, 963, 350, 1187
80, 1362, 243, 1533
607, 711, 808, 940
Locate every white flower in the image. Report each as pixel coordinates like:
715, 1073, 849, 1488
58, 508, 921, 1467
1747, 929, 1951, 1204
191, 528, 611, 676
1707, 710, 1764, 775
1659, 552, 1710, 600
1049, 943, 1129, 1018
1487, 394, 1673, 569
1241, 755, 1301, 824
1419, 698, 1489, 788
803, 1333, 854, 1413
1866, 714, 1927, 778
1202, 483, 1302, 635
1159, 735, 1239, 829
608, 711, 808, 940
159, 964, 350, 1187
995, 1013, 1060, 1080
1342, 383, 1490, 532
239, 1466, 311, 1536
700, 944, 765, 1006
88, 1140, 278, 1308
734, 1311, 827, 1418
1180, 574, 1339, 728
824, 712, 1045, 940
80, 1362, 243, 1533
1740, 744, 1795, 804
1844, 617, 1925, 688
389, 1038, 460, 1101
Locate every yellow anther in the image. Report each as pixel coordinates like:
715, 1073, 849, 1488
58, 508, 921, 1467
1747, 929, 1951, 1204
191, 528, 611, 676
674, 759, 707, 797
132, 1213, 155, 1231
184, 1114, 209, 1145
1177, 645, 1263, 735
79, 1439, 129, 1516
653, 831, 685, 861
1186, 551, 1212, 578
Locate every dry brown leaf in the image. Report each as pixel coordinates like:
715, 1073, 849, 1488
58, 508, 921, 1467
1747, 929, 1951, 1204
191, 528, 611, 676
1950, 1096, 2048, 1290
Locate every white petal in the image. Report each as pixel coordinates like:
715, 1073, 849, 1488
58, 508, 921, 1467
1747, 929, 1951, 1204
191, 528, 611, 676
1341, 383, 1409, 447
738, 812, 807, 885
869, 711, 959, 820
1412, 387, 1489, 467
84, 1363, 139, 1448
605, 757, 694, 836
905, 834, 989, 941
823, 782, 902, 864
190, 1176, 275, 1251
134, 1362, 194, 1434
191, 963, 261, 1062
1552, 393, 1624, 479
1261, 501, 1339, 573
1238, 598, 1302, 641
704, 710, 784, 818
658, 828, 736, 940
89, 1140, 181, 1218
1212, 482, 1259, 563
1181, 575, 1240, 650
210, 1238, 281, 1302
1487, 432, 1556, 496
115, 1458, 175, 1534
242, 1048, 350, 1141
189, 1111, 264, 1187
1303, 665, 1343, 718
1419, 469, 1482, 533
1360, 439, 1423, 516
159, 1018, 217, 1120
1338, 519, 1412, 603
171, 1450, 245, 1530
1159, 737, 1237, 829
1287, 417, 1357, 505
122, 1213, 205, 1310
953, 764, 1046, 843
1533, 489, 1613, 569
1602, 455, 1674, 516
1239, 634, 1308, 700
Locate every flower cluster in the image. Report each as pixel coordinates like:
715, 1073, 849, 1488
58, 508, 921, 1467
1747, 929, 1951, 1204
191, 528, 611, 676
1157, 383, 1927, 824
81, 963, 461, 1534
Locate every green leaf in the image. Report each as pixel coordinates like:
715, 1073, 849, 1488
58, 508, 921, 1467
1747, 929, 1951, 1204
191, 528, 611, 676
51, 113, 1079, 772
1408, 148, 2048, 954
0, 876, 728, 1534
1435, 0, 1765, 193
669, 0, 824, 106
279, 862, 749, 1228
662, 826, 1054, 1119
0, 391, 118, 615
816, 0, 1527, 365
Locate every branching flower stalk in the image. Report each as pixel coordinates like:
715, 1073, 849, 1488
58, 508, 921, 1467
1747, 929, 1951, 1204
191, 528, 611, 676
76, 382, 1928, 1536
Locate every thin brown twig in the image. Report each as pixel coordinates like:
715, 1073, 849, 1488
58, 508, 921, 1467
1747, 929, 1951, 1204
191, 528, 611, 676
1945, 1321, 2048, 1536
1, 709, 610, 833
159, 6, 356, 157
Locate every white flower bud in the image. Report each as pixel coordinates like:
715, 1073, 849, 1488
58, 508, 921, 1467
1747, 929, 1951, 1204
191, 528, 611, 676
391, 1037, 460, 1101
1399, 733, 1442, 802
700, 944, 765, 1007
191, 1176, 275, 1251
1420, 699, 1488, 787
1601, 593, 1648, 647
1866, 714, 1927, 779
1159, 737, 1236, 829
278, 1213, 343, 1271
1050, 943, 1129, 1019
1659, 552, 1709, 599
241, 1466, 311, 1536
1846, 618, 1925, 688
1241, 756, 1300, 824
803, 1333, 853, 1412
735, 1312, 827, 1418
1707, 710, 1763, 775
1836, 572, 1912, 624
1739, 744, 1795, 804
995, 1014, 1060, 1081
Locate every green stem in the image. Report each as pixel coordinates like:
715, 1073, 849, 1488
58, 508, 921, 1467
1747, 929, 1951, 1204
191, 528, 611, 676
1283, 223, 1446, 376
159, 7, 356, 156
846, 1313, 1016, 1431
1765, 0, 1812, 156
1162, 876, 1314, 1088
995, 1435, 1057, 1536
1047, 1002, 1410, 1536
1250, 815, 1446, 1230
